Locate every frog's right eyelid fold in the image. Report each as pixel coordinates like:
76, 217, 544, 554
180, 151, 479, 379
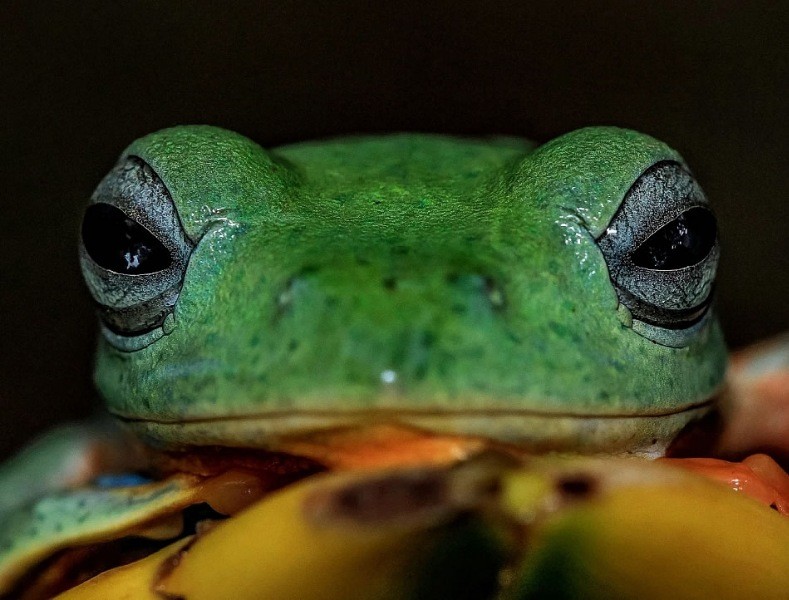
79, 157, 194, 341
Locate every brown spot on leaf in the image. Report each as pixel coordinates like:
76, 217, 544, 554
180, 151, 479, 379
556, 473, 598, 499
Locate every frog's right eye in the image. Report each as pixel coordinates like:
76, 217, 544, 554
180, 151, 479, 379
79, 157, 194, 348
596, 161, 719, 348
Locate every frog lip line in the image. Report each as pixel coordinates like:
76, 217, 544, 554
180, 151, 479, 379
113, 399, 714, 425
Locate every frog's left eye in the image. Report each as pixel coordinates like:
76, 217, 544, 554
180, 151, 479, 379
596, 161, 719, 347
79, 157, 194, 347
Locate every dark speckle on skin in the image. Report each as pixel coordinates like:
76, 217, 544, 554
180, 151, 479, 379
299, 265, 320, 277
382, 277, 398, 291
505, 330, 523, 344
421, 331, 436, 350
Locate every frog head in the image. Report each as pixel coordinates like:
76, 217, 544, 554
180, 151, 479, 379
79, 126, 726, 455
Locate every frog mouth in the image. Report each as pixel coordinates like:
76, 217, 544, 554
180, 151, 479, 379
118, 400, 714, 458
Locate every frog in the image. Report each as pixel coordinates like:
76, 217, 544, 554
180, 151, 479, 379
81, 125, 725, 454
4, 125, 784, 598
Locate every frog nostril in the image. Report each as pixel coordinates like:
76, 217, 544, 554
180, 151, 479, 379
446, 273, 506, 313
277, 278, 296, 311
484, 277, 505, 309
275, 276, 309, 321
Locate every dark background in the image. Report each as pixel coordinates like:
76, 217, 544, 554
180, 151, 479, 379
1, 1, 787, 461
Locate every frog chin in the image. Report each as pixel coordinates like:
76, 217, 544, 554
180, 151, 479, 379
117, 401, 714, 459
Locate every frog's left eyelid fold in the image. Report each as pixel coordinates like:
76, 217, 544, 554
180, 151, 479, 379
79, 157, 194, 345
597, 161, 720, 348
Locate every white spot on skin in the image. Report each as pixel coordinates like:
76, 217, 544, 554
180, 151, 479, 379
380, 370, 397, 384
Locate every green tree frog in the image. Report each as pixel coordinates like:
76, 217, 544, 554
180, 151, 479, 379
3, 125, 752, 598
80, 125, 725, 456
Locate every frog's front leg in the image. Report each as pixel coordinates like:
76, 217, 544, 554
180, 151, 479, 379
0, 420, 147, 513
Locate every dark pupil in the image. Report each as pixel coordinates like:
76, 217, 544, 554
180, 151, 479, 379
82, 203, 171, 274
632, 207, 717, 270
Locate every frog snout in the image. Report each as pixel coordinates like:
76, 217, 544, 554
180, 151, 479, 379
271, 269, 506, 384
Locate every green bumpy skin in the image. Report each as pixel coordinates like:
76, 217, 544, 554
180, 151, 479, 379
92, 126, 726, 454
